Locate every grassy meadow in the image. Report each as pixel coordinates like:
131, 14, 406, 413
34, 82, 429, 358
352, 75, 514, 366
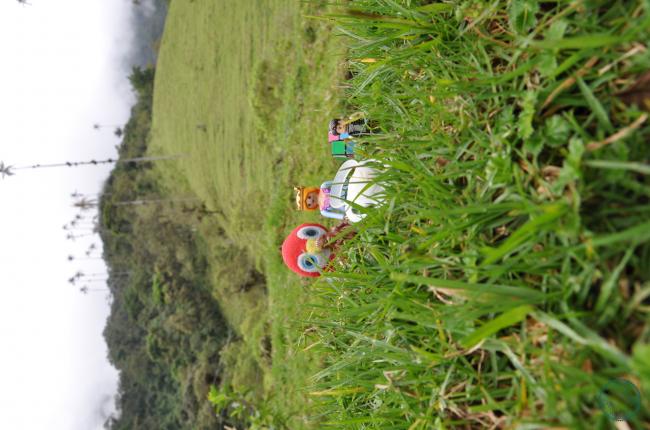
141, 0, 650, 428
147, 0, 347, 427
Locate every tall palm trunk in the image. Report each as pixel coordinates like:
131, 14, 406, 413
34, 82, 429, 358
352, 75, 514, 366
1, 155, 184, 178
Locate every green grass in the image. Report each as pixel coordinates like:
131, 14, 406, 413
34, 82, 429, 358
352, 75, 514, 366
303, 0, 650, 428
150, 0, 344, 253
148, 0, 650, 428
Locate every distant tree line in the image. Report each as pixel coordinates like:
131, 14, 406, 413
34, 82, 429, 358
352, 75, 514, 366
100, 66, 236, 430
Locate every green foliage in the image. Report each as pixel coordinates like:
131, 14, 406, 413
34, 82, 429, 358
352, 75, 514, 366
100, 67, 235, 430
151, 271, 163, 305
208, 385, 284, 430
129, 66, 156, 98
508, 0, 539, 34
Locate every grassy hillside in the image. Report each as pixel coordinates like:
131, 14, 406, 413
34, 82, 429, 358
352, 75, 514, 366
149, 0, 344, 251
146, 0, 347, 427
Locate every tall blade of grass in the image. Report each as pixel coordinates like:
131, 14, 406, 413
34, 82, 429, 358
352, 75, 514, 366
327, 12, 433, 30
585, 160, 650, 175
460, 305, 534, 349
576, 76, 614, 133
594, 247, 635, 314
534, 312, 630, 367
416, 3, 454, 14
532, 33, 630, 49
589, 219, 650, 248
390, 273, 546, 302
481, 203, 568, 265
405, 201, 527, 220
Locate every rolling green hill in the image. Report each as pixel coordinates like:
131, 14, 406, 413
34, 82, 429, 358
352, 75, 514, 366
128, 0, 345, 428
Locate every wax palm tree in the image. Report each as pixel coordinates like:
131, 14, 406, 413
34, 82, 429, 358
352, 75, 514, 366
0, 161, 14, 178
67, 255, 102, 262
113, 197, 200, 206
79, 286, 108, 294
93, 123, 122, 130
65, 232, 97, 241
0, 154, 185, 180
92, 123, 124, 138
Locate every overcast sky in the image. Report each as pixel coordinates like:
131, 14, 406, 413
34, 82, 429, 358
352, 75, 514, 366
0, 1, 156, 428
